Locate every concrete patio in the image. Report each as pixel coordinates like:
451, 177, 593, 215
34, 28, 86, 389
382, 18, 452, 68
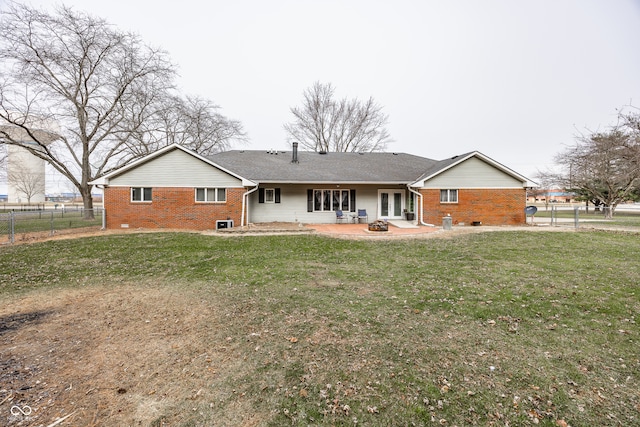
220, 220, 441, 238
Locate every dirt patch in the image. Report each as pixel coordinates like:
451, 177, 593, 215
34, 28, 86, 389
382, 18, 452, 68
1, 226, 110, 246
0, 284, 266, 426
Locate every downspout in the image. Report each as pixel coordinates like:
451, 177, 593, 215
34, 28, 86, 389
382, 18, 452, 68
95, 184, 106, 229
407, 185, 435, 227
241, 184, 259, 227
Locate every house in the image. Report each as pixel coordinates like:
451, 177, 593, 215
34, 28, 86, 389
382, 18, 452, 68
91, 143, 535, 230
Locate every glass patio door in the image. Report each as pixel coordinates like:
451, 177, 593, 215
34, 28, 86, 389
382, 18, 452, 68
378, 190, 404, 219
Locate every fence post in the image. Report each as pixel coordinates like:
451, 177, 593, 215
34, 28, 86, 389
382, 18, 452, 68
574, 207, 579, 229
50, 211, 55, 236
10, 211, 14, 244
102, 208, 106, 230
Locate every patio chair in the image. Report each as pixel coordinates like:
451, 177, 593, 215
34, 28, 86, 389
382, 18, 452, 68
336, 210, 348, 223
357, 209, 368, 223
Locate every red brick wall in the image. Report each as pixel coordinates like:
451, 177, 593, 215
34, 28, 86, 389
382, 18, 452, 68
420, 188, 526, 226
103, 187, 245, 230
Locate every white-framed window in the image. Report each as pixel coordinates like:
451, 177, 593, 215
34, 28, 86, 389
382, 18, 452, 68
264, 188, 275, 203
440, 189, 458, 203
313, 189, 351, 211
258, 188, 280, 204
195, 187, 226, 202
131, 187, 152, 202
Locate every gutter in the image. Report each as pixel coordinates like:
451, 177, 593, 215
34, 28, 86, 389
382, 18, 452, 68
241, 185, 259, 227
407, 185, 435, 227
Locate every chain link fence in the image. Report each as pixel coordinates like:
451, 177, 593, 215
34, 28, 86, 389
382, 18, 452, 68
530, 204, 640, 230
0, 208, 104, 244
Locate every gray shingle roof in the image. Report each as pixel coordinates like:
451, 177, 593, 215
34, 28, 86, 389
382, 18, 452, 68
209, 149, 439, 184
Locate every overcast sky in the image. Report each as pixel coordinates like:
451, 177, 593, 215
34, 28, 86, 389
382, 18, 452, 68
5, 0, 640, 187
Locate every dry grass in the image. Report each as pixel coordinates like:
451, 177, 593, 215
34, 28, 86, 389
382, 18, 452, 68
1, 230, 639, 426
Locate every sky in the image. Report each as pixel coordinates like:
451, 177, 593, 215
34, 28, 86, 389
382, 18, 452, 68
2, 0, 640, 192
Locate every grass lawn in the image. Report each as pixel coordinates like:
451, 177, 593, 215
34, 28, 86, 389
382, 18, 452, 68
1, 230, 639, 426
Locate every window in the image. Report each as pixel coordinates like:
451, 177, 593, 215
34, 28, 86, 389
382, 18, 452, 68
312, 189, 352, 212
258, 188, 281, 203
195, 187, 226, 202
131, 187, 152, 202
265, 188, 275, 203
440, 189, 458, 203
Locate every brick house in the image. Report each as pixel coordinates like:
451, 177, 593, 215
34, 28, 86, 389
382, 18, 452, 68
91, 143, 535, 230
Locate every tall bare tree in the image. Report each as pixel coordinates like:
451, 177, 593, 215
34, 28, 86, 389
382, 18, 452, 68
131, 95, 246, 157
284, 82, 391, 152
553, 122, 640, 218
0, 3, 245, 216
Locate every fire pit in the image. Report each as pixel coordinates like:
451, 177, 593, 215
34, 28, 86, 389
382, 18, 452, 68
368, 220, 388, 232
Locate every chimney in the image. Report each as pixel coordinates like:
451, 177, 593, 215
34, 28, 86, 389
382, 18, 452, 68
291, 142, 299, 163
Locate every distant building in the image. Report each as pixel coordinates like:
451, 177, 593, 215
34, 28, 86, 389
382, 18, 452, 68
527, 189, 576, 203
45, 192, 103, 204
2, 120, 58, 204
7, 143, 47, 203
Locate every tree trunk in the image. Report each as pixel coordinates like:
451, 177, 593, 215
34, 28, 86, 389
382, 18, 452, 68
603, 205, 615, 219
81, 188, 95, 220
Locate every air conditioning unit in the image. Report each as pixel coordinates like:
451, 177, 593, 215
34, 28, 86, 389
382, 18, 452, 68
216, 220, 233, 230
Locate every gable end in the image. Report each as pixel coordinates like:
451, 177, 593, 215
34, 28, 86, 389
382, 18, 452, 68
108, 148, 243, 187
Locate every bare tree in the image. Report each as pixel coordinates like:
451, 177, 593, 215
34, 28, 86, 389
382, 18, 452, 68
554, 124, 640, 218
178, 96, 247, 156
620, 105, 640, 132
284, 82, 391, 152
530, 171, 557, 209
0, 3, 245, 217
8, 161, 45, 204
129, 95, 247, 157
